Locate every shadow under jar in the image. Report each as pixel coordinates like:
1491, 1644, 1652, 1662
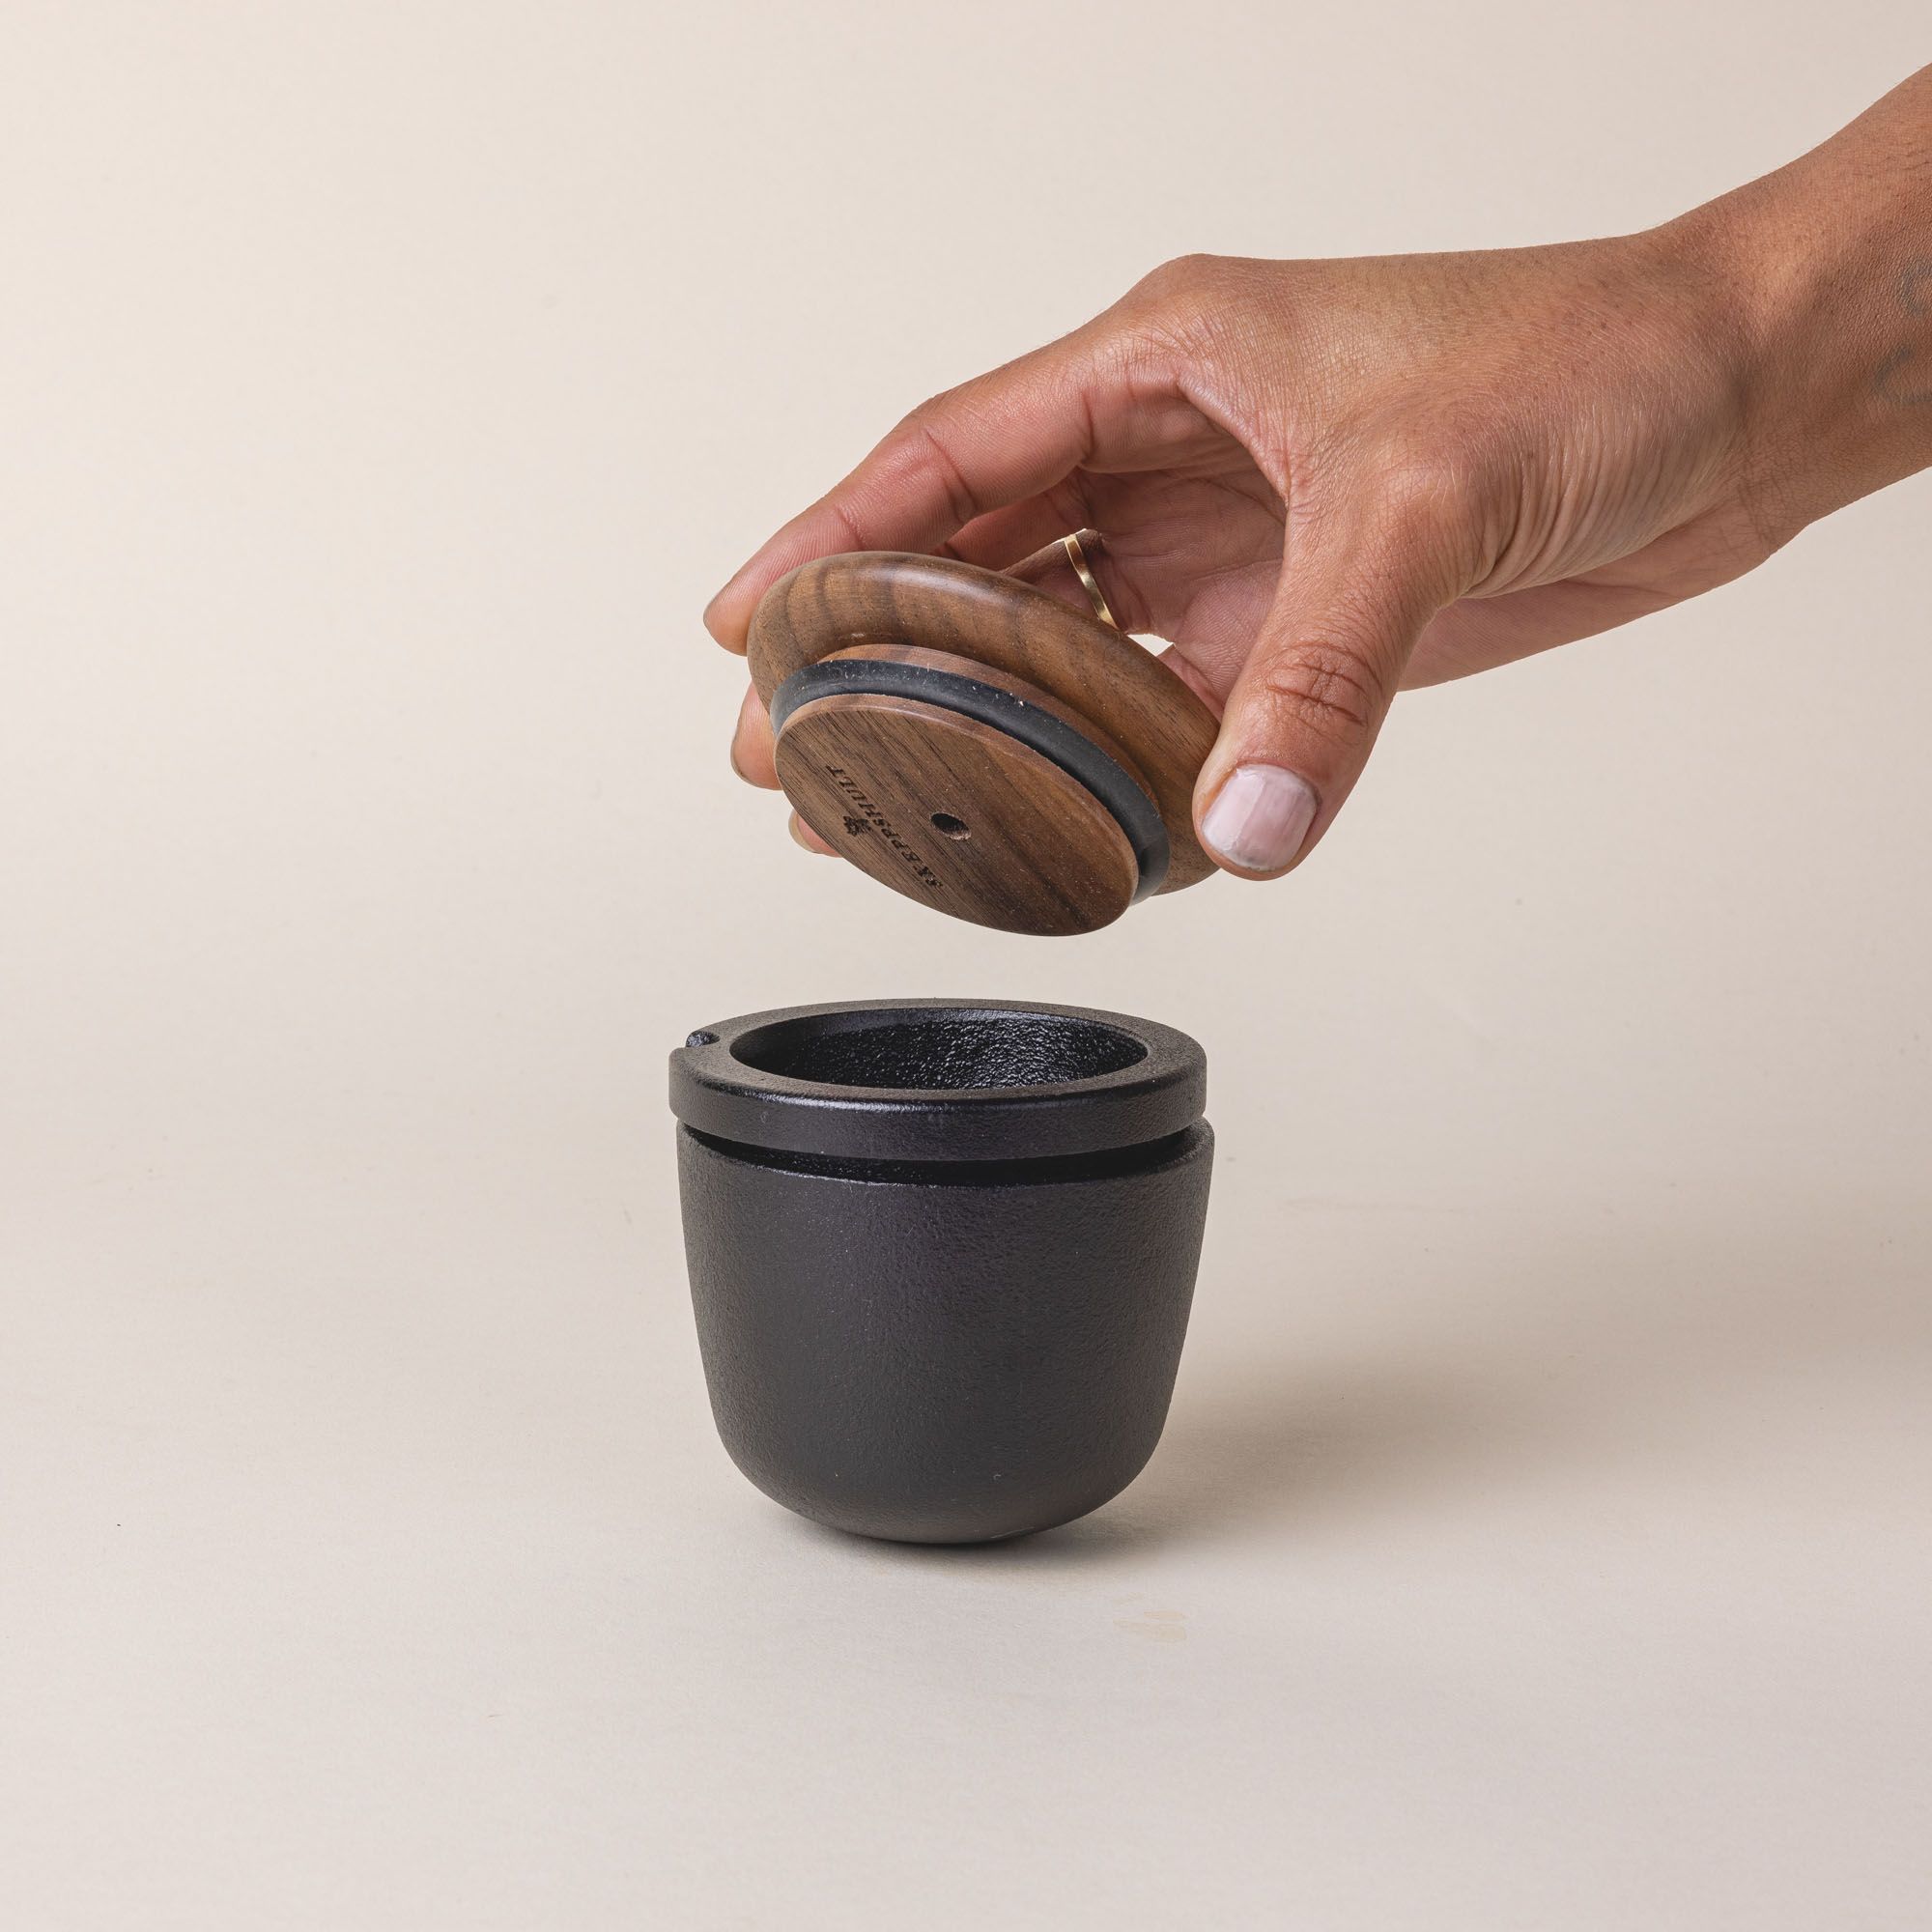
669, 1000, 1213, 1544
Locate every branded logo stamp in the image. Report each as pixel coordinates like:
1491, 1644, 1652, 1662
825, 767, 941, 891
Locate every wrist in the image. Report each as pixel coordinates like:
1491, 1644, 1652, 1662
1665, 69, 1932, 540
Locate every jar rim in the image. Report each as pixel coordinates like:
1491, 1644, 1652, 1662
669, 999, 1206, 1162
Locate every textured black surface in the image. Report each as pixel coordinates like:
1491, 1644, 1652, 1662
669, 999, 1206, 1162
677, 1122, 1212, 1544
734, 1010, 1144, 1092
669, 1000, 1215, 1544
768, 655, 1172, 899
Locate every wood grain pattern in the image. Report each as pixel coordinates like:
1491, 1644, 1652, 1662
773, 690, 1140, 936
748, 552, 1219, 895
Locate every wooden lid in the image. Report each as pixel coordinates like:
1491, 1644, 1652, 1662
748, 553, 1219, 936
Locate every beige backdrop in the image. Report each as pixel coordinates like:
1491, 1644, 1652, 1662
4, 4, 1928, 1927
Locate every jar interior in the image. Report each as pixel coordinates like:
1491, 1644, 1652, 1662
731, 1009, 1147, 1092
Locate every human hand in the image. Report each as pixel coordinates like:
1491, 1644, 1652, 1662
706, 70, 1932, 879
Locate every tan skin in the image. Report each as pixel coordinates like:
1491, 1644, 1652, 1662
707, 69, 1932, 878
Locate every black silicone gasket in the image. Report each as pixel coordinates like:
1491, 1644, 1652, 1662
768, 657, 1171, 901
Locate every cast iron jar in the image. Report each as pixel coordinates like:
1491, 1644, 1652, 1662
669, 999, 1212, 1544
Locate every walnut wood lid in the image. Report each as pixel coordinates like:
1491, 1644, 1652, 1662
747, 554, 1219, 937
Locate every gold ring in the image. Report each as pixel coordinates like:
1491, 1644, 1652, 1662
1060, 530, 1119, 630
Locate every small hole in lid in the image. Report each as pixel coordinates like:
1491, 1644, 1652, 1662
930, 812, 970, 839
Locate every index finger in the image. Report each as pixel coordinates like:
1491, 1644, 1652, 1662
702, 333, 1106, 653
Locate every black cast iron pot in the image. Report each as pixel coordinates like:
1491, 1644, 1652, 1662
668, 999, 1212, 1544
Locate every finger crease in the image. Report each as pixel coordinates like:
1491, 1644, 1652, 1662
911, 421, 982, 529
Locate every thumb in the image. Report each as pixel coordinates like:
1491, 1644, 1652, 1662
1194, 505, 1463, 878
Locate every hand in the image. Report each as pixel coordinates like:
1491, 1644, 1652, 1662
705, 70, 1932, 879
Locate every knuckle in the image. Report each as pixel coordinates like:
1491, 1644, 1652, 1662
909, 419, 978, 526
892, 391, 958, 458
901, 389, 953, 425
1125, 252, 1238, 342
1372, 434, 1479, 535
888, 398, 979, 526
825, 496, 870, 553
1132, 251, 1219, 297
1297, 422, 1489, 597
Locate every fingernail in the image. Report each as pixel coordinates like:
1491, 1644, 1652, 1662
1201, 765, 1319, 874
788, 812, 832, 855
